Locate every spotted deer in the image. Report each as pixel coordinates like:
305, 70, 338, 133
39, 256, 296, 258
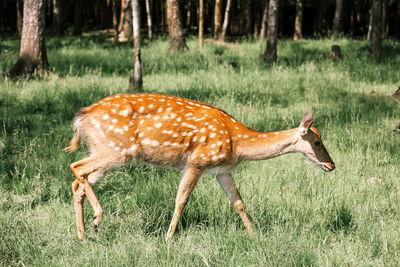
65, 93, 335, 241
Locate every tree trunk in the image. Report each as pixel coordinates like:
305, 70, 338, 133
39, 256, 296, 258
53, 0, 64, 35
118, 0, 125, 32
199, 0, 204, 50
8, 0, 49, 77
331, 0, 343, 39
112, 0, 119, 41
17, 0, 23, 36
73, 0, 82, 35
259, 0, 269, 40
220, 0, 232, 41
381, 1, 387, 37
262, 0, 279, 63
213, 0, 222, 39
119, 0, 133, 42
293, 0, 303, 40
367, 7, 372, 40
370, 0, 382, 59
145, 0, 153, 40
129, 0, 143, 92
167, 0, 187, 52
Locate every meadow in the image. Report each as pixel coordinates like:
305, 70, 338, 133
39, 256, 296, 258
1, 34, 400, 266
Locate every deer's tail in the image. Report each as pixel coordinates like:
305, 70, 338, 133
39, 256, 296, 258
63, 111, 86, 152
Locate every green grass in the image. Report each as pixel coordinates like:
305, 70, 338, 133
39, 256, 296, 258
1, 34, 400, 266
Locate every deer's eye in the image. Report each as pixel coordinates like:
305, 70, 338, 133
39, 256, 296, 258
314, 141, 321, 146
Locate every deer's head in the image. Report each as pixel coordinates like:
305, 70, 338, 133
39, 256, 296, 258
295, 108, 335, 172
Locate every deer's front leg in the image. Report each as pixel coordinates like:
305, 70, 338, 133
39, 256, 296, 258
72, 180, 85, 240
216, 173, 255, 235
166, 167, 203, 241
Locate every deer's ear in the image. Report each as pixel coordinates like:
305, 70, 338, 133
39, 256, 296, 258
299, 108, 314, 136
301, 108, 312, 124
299, 119, 314, 136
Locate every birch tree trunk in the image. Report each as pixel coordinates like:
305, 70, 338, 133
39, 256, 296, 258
129, 0, 143, 91
145, 0, 153, 40
262, 0, 279, 63
8, 0, 49, 77
199, 0, 204, 50
259, 0, 269, 40
220, 0, 232, 41
331, 0, 343, 39
213, 0, 222, 39
370, 0, 382, 59
293, 0, 303, 40
167, 0, 187, 51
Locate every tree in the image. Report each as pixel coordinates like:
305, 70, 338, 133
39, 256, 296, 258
220, 0, 232, 41
129, 0, 143, 91
167, 0, 187, 51
259, 0, 269, 40
293, 0, 303, 40
370, 0, 382, 59
331, 0, 343, 39
53, 0, 64, 35
119, 0, 133, 42
145, 0, 153, 40
199, 0, 204, 50
262, 0, 279, 63
213, 0, 222, 39
8, 0, 49, 77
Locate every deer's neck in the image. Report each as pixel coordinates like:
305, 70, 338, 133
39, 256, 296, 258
235, 128, 299, 161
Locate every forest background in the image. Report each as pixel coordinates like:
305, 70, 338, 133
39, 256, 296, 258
1, 0, 400, 266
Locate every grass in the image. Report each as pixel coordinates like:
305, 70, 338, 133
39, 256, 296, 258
1, 33, 400, 266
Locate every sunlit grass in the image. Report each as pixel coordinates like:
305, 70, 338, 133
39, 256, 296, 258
1, 34, 400, 265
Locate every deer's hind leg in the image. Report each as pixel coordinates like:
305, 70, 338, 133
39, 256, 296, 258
70, 155, 123, 239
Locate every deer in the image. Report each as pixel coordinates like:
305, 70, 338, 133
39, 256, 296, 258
64, 93, 335, 241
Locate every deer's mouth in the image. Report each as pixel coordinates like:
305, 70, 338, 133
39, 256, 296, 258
320, 162, 335, 172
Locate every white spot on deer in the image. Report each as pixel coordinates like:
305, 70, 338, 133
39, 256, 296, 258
114, 146, 120, 151
139, 119, 144, 125
130, 137, 135, 141
155, 123, 162, 128
114, 128, 123, 134
199, 136, 206, 143
102, 114, 110, 120
111, 109, 117, 114
166, 107, 173, 112
138, 132, 144, 137
211, 144, 216, 148
176, 117, 182, 122
138, 98, 143, 102
243, 135, 249, 139
138, 106, 145, 113
217, 141, 222, 146
119, 110, 130, 117
163, 141, 171, 146
226, 139, 231, 143
141, 139, 151, 145
187, 132, 193, 136
108, 141, 115, 147
149, 104, 154, 109
171, 142, 179, 147
150, 140, 159, 146
146, 127, 153, 131
153, 116, 160, 121
173, 133, 179, 138
112, 118, 118, 123
115, 95, 120, 98
218, 154, 226, 159
99, 130, 105, 137
185, 113, 194, 117
127, 144, 138, 152
200, 127, 206, 133
123, 126, 129, 131
159, 99, 165, 102
108, 125, 115, 131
